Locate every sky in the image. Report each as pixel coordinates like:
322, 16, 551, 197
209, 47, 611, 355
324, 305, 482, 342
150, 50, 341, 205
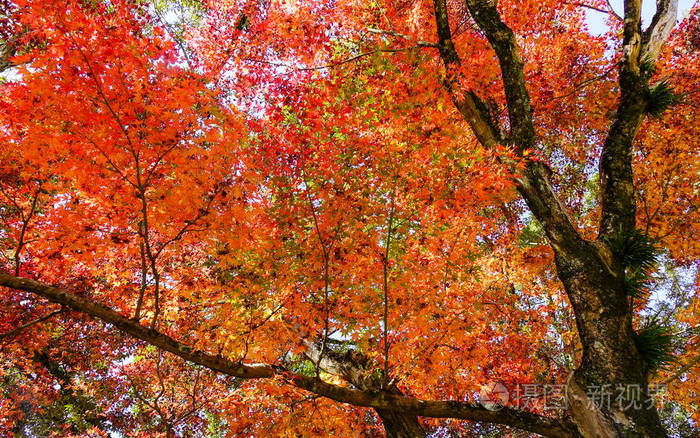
585, 0, 697, 35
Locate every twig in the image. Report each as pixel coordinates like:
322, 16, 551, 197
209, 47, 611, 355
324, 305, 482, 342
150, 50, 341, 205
552, 65, 616, 100
0, 309, 63, 341
662, 351, 700, 384
382, 173, 398, 386
568, 2, 622, 22
365, 27, 438, 48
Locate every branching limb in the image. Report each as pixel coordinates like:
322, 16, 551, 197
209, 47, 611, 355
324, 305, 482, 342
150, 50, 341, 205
0, 272, 581, 438
643, 0, 679, 60
597, 0, 674, 238
433, 0, 584, 256
464, 0, 535, 149
432, 0, 502, 148
12, 183, 42, 276
569, 2, 623, 21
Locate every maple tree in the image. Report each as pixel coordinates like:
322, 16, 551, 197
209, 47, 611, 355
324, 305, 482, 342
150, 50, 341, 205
0, 0, 698, 436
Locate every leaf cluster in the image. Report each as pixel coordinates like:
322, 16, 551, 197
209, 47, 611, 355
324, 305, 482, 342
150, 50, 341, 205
605, 228, 659, 298
632, 323, 675, 373
646, 80, 681, 118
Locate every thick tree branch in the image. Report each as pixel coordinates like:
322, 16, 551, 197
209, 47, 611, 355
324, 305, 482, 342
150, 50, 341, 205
302, 339, 377, 390
433, 0, 584, 256
291, 375, 580, 438
432, 0, 502, 148
465, 0, 535, 149
599, 1, 679, 238
304, 340, 427, 437
0, 271, 580, 438
466, 0, 585, 254
598, 0, 649, 238
642, 0, 679, 60
0, 272, 276, 378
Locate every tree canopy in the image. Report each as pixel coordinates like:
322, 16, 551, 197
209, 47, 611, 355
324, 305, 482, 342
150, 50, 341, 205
0, 0, 698, 436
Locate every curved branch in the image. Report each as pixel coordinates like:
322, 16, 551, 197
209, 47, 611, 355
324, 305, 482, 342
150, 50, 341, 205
0, 272, 274, 378
0, 271, 580, 438
432, 0, 502, 148
433, 0, 584, 256
465, 0, 535, 149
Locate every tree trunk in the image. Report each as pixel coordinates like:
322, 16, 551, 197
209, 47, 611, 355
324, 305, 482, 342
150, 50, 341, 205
556, 244, 668, 438
376, 409, 425, 438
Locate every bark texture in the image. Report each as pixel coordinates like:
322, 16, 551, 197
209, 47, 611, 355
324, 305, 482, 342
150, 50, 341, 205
430, 0, 679, 436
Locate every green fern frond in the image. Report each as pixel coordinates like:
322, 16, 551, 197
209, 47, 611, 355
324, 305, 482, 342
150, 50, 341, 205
633, 323, 675, 373
625, 267, 651, 298
605, 229, 659, 297
606, 228, 659, 270
646, 80, 680, 118
640, 57, 655, 75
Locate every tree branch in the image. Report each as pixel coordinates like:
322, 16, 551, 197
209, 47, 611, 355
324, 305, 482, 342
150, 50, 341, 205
598, 0, 654, 238
662, 351, 700, 385
302, 339, 380, 391
642, 0, 679, 61
0, 272, 275, 378
0, 32, 21, 73
432, 0, 502, 149
0, 308, 62, 341
0, 271, 580, 438
569, 2, 623, 21
464, 0, 535, 149
433, 0, 584, 256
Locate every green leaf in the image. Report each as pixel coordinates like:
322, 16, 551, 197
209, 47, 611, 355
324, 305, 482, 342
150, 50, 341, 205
633, 323, 675, 373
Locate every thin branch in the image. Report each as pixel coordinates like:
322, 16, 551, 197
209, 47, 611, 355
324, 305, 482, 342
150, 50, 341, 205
605, 0, 624, 21
246, 43, 436, 73
134, 237, 147, 321
365, 27, 438, 48
0, 272, 581, 438
299, 143, 332, 377
69, 129, 138, 189
0, 184, 26, 221
56, 13, 137, 152
0, 308, 62, 341
569, 2, 622, 20
13, 183, 42, 276
552, 65, 617, 100
662, 351, 700, 384
382, 175, 398, 386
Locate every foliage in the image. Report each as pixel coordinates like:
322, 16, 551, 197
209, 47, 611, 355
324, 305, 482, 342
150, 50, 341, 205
633, 323, 676, 373
0, 0, 697, 436
646, 80, 681, 118
606, 228, 659, 271
606, 228, 660, 297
